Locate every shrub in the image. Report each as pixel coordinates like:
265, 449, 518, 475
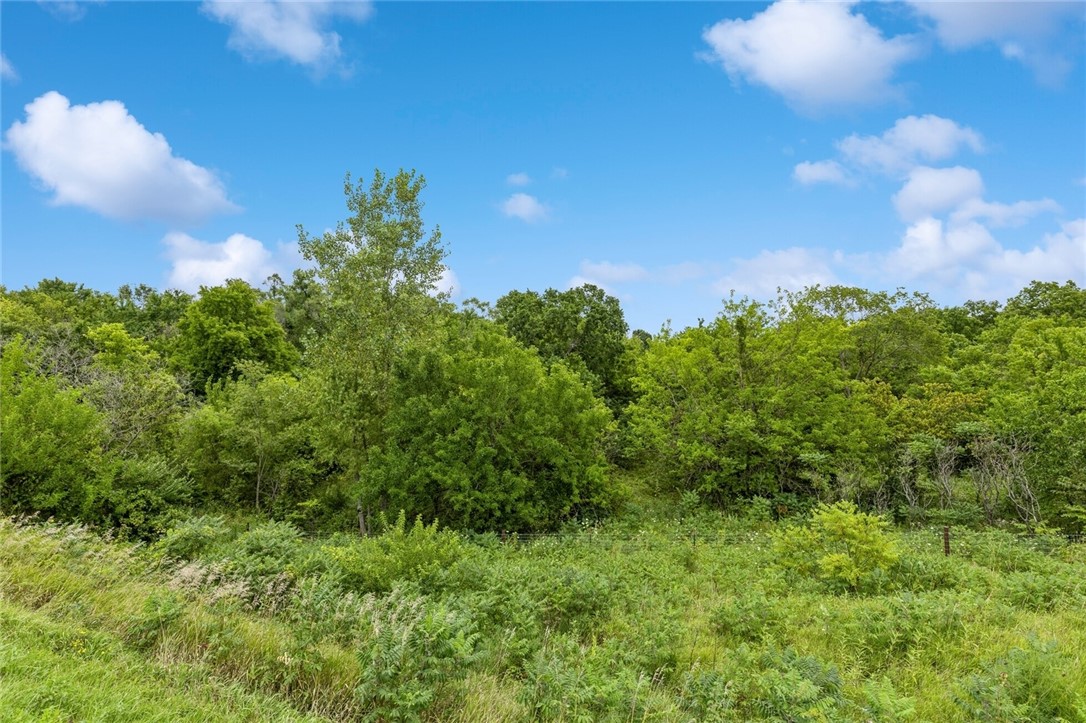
96, 455, 191, 541
229, 520, 305, 580
153, 515, 231, 561
710, 588, 781, 642
353, 588, 480, 723
774, 501, 900, 593
322, 511, 467, 594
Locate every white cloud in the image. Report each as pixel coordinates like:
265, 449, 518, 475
551, 167, 569, 180
164, 232, 295, 291
951, 197, 1062, 228
702, 0, 919, 112
836, 114, 984, 175
1, 54, 17, 82
38, 1, 102, 21
202, 0, 372, 70
793, 159, 851, 186
906, 1, 1081, 85
578, 260, 649, 284
886, 216, 1086, 299
4, 91, 237, 224
501, 193, 549, 223
983, 219, 1086, 293
433, 267, 461, 298
714, 247, 837, 297
889, 217, 999, 279
506, 172, 531, 187
892, 166, 984, 221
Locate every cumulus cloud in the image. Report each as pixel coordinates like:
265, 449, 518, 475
906, 1, 1082, 85
501, 193, 549, 223
714, 247, 837, 297
702, 0, 919, 112
506, 172, 531, 187
4, 91, 237, 224
433, 267, 461, 298
886, 216, 1086, 299
202, 0, 372, 70
892, 166, 984, 221
889, 217, 999, 279
793, 160, 851, 186
983, 219, 1086, 292
163, 231, 298, 291
836, 115, 984, 175
1, 54, 17, 82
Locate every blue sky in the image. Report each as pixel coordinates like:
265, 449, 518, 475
2, 1, 1084, 331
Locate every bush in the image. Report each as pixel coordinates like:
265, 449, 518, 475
96, 455, 191, 541
353, 588, 480, 723
774, 501, 900, 593
154, 515, 231, 560
359, 318, 614, 532
0, 338, 108, 521
322, 512, 467, 594
229, 520, 305, 580
710, 588, 781, 642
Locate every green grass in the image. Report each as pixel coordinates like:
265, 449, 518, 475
2, 514, 1085, 722
0, 596, 320, 722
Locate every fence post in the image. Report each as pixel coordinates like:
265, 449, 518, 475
943, 526, 951, 557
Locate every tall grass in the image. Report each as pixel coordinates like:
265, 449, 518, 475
2, 512, 1084, 722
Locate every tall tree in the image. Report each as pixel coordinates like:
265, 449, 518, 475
296, 169, 448, 485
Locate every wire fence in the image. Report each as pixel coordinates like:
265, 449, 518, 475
483, 526, 1084, 552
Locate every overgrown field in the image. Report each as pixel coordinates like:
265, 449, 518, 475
4, 505, 1084, 722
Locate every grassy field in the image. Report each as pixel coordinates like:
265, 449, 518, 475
2, 508, 1085, 722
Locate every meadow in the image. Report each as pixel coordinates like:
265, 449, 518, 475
4, 499, 1084, 722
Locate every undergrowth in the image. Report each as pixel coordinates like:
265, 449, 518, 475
2, 507, 1085, 722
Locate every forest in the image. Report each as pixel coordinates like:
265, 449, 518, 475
2, 170, 1085, 721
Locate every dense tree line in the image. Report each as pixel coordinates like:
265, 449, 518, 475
2, 170, 1083, 536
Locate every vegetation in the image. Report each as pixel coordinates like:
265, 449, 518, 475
2, 168, 1085, 720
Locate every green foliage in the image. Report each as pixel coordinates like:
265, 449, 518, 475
361, 315, 613, 532
265, 268, 328, 351
322, 511, 467, 594
628, 295, 892, 502
298, 169, 447, 484
178, 363, 321, 513
353, 589, 480, 723
96, 454, 191, 540
774, 501, 900, 593
0, 338, 108, 519
229, 520, 306, 580
5, 512, 1086, 723
493, 283, 630, 409
174, 279, 298, 390
84, 322, 186, 456
710, 588, 781, 642
154, 514, 232, 560
954, 637, 1083, 722
1004, 280, 1086, 320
